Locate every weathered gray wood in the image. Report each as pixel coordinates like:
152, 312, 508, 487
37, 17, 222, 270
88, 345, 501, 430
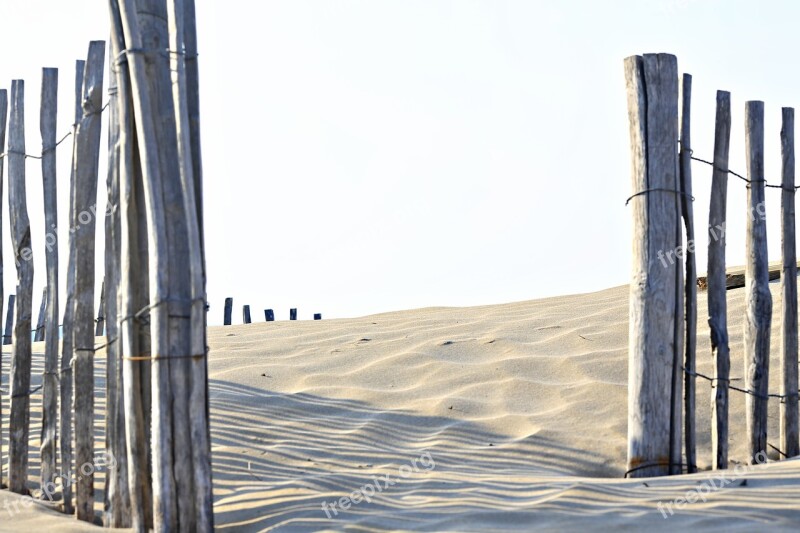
744, 100, 771, 465
624, 54, 683, 478
224, 297, 232, 325
34, 286, 47, 342
110, 3, 153, 528
118, 0, 211, 528
290, 308, 297, 321
243, 305, 251, 324
60, 59, 85, 516
709, 91, 732, 471
40, 67, 59, 490
7, 79, 34, 495
72, 41, 106, 522
168, 1, 214, 526
103, 37, 131, 527
679, 73, 697, 474
0, 88, 7, 490
96, 278, 105, 336
4, 294, 14, 345
780, 107, 799, 459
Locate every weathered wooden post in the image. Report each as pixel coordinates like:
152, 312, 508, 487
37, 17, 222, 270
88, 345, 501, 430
110, 2, 152, 527
243, 305, 251, 324
744, 100, 771, 465
224, 297, 232, 325
265, 309, 274, 321
72, 41, 106, 522
7, 79, 35, 495
780, 107, 799, 459
0, 88, 6, 490
40, 67, 59, 489
679, 74, 697, 474
96, 278, 105, 336
314, 313, 322, 320
709, 91, 732, 470
34, 286, 47, 342
290, 308, 297, 321
60, 58, 85, 516
624, 54, 683, 478
3, 294, 14, 345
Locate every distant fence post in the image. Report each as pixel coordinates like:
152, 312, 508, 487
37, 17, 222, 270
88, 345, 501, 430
314, 313, 322, 320
290, 308, 297, 321
780, 107, 799, 458
709, 91, 732, 470
242, 305, 251, 324
224, 297, 232, 325
680, 73, 697, 473
0, 88, 6, 490
4, 294, 15, 345
624, 53, 683, 478
743, 100, 771, 465
34, 286, 46, 342
264, 309, 274, 322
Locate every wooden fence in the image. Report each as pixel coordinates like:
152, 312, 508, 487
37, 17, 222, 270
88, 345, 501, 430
0, 1, 213, 531
625, 53, 800, 478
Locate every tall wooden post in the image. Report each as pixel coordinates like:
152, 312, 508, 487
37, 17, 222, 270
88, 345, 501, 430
624, 54, 683, 478
7, 79, 34, 495
110, 2, 153, 528
744, 100, 771, 465
72, 41, 106, 522
4, 294, 14, 345
60, 58, 85, 516
34, 286, 47, 342
290, 308, 298, 321
224, 297, 232, 325
243, 305, 251, 324
679, 73, 697, 473
709, 91, 732, 470
780, 107, 799, 459
40, 66, 59, 490
0, 88, 6, 490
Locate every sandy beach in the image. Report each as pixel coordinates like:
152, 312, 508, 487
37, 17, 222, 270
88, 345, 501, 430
2, 281, 800, 531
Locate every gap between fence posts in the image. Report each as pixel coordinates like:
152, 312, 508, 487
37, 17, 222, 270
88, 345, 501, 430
709, 90, 732, 470
34, 286, 46, 342
780, 107, 799, 458
4, 294, 14, 344
743, 100, 771, 466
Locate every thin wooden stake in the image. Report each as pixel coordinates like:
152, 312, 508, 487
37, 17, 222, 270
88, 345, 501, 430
7, 79, 34, 495
60, 58, 85, 516
679, 73, 697, 474
744, 100, 771, 465
34, 286, 47, 342
780, 107, 799, 459
709, 91, 732, 470
624, 53, 683, 478
72, 41, 106, 522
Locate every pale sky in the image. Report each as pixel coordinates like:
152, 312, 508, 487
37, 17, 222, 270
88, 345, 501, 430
0, 0, 798, 325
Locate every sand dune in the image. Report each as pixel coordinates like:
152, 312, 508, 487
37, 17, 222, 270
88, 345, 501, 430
2, 282, 800, 530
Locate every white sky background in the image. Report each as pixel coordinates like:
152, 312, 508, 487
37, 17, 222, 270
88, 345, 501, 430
0, 0, 797, 325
